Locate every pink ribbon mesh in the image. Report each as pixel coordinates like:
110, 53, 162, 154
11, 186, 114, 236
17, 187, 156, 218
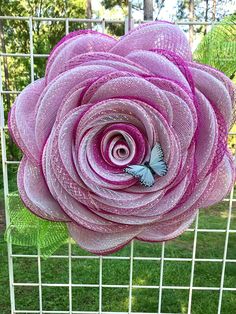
9, 21, 236, 255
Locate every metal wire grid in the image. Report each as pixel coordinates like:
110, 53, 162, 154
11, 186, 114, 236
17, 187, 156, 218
0, 15, 236, 314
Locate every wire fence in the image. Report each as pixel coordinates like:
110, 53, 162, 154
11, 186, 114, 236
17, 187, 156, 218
0, 16, 236, 314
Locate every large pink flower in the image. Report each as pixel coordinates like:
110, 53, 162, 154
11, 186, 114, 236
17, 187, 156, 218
9, 22, 236, 254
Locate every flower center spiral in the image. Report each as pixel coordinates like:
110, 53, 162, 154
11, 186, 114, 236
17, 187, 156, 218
100, 123, 146, 167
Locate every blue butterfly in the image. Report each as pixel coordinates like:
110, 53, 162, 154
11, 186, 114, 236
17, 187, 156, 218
124, 143, 168, 187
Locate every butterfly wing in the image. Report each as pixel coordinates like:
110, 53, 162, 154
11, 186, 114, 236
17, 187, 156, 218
124, 165, 155, 187
149, 143, 168, 176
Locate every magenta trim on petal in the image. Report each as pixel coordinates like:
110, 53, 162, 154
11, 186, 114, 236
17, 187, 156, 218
9, 21, 236, 255
18, 157, 69, 222
46, 30, 117, 74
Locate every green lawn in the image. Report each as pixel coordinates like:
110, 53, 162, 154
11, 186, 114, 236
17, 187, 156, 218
0, 164, 236, 313
0, 200, 236, 314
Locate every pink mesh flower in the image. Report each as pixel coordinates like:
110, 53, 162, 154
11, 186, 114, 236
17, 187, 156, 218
9, 22, 236, 254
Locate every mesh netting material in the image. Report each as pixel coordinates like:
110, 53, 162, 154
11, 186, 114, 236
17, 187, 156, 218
5, 193, 68, 257
194, 14, 236, 80
193, 14, 236, 127
8, 21, 236, 255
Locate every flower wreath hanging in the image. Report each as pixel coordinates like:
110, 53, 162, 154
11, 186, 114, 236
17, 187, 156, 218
7, 21, 236, 255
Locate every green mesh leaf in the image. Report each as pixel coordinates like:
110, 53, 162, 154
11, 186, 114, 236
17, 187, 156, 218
194, 14, 236, 80
5, 192, 69, 257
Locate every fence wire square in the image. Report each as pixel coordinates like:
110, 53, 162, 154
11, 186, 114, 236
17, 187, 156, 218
0, 15, 236, 314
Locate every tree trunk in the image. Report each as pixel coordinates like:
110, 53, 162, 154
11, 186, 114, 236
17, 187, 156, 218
86, 0, 92, 29
188, 0, 195, 46
204, 0, 209, 35
144, 0, 153, 21
212, 0, 216, 21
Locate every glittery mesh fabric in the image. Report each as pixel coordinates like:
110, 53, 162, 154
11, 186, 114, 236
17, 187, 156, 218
5, 193, 68, 257
194, 14, 236, 81
8, 22, 236, 255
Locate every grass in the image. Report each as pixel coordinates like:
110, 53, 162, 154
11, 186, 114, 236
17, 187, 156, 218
0, 166, 236, 313
0, 200, 236, 314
